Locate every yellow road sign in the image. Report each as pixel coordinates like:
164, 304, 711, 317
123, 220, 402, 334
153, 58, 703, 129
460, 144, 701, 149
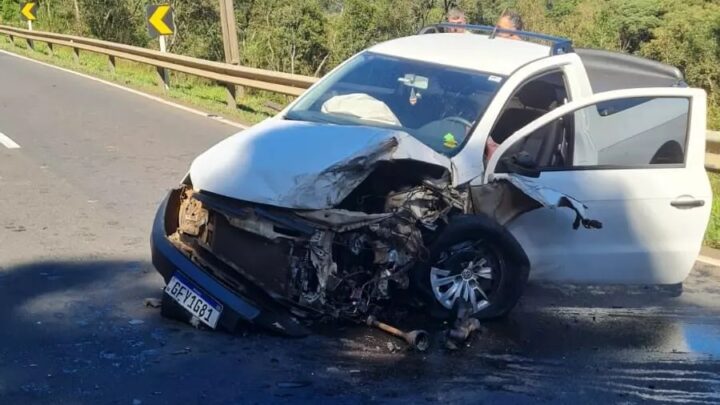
21, 2, 37, 21
147, 4, 174, 38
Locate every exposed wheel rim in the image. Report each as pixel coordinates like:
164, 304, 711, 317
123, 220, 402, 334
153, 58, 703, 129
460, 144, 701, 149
429, 240, 502, 314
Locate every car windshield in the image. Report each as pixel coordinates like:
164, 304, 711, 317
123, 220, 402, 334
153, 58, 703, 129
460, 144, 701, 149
286, 52, 504, 155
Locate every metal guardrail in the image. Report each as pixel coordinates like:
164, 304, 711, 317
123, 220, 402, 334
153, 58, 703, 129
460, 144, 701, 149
706, 130, 720, 172
0, 25, 318, 98
708, 130, 720, 145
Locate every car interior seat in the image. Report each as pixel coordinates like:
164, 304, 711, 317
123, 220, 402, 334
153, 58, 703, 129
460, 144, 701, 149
493, 80, 567, 171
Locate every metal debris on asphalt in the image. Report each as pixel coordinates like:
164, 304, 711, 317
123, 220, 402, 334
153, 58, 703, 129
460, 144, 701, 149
144, 298, 162, 308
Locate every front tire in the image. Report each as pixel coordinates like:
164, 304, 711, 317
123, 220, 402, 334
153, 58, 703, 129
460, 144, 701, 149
413, 215, 530, 320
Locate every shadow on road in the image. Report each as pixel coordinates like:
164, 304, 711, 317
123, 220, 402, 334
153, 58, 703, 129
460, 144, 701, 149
1, 260, 719, 404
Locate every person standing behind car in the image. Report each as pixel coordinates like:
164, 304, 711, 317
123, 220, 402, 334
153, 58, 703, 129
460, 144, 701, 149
495, 10, 524, 39
446, 8, 468, 33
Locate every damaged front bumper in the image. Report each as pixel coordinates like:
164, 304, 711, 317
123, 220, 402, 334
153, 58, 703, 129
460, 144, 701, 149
150, 170, 602, 339
150, 189, 311, 336
150, 175, 453, 336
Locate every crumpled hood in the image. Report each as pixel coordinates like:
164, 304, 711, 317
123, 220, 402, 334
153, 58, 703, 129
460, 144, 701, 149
189, 119, 450, 209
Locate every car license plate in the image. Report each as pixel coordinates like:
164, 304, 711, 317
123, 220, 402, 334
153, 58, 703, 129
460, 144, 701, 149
165, 274, 223, 329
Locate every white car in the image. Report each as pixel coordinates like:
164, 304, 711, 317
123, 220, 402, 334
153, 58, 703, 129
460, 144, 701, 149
151, 24, 712, 336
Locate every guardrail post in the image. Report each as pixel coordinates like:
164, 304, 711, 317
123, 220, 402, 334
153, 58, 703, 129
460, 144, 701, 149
156, 36, 170, 92
72, 47, 80, 64
8, 34, 14, 45
47, 42, 54, 57
225, 84, 236, 108
26, 21, 33, 50
156, 67, 170, 92
108, 55, 116, 75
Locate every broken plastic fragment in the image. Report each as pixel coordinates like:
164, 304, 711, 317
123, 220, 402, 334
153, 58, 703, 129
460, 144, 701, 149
504, 175, 603, 230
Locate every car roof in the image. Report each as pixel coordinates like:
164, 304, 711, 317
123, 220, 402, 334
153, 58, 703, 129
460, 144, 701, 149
575, 48, 686, 92
368, 33, 552, 76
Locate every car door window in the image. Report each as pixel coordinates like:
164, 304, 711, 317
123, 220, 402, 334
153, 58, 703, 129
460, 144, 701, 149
497, 96, 690, 172
489, 71, 570, 170
490, 71, 569, 145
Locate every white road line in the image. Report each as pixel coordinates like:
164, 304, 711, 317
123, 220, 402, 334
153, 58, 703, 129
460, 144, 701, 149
0, 132, 20, 149
0, 49, 248, 130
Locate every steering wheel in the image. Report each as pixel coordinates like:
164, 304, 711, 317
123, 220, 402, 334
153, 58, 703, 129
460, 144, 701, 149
445, 116, 474, 131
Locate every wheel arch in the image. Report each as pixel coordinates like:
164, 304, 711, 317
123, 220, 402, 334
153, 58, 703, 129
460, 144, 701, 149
443, 213, 531, 270
412, 212, 531, 320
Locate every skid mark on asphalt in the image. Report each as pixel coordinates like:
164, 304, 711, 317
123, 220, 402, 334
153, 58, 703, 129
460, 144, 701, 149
0, 132, 20, 149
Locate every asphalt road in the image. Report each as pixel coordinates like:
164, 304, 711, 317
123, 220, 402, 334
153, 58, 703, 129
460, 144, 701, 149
1, 50, 720, 404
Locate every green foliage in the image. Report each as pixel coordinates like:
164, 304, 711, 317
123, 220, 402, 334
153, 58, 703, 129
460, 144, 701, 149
705, 172, 720, 249
547, 0, 581, 19
38, 0, 81, 34
1, 0, 81, 34
608, 0, 662, 52
640, 1, 720, 96
78, 0, 146, 45
170, 0, 223, 61
243, 0, 329, 75
330, 0, 416, 65
1, 0, 21, 25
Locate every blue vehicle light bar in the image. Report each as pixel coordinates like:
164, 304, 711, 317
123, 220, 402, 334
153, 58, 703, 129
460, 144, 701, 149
418, 24, 574, 56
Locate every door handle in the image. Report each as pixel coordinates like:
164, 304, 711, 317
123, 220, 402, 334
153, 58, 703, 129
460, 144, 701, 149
671, 199, 705, 209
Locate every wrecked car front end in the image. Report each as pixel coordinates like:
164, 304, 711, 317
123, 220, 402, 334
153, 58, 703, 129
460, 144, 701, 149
151, 121, 468, 337
150, 118, 599, 346
151, 187, 309, 336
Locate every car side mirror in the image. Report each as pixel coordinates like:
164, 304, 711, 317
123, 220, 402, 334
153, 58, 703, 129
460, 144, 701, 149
500, 152, 541, 178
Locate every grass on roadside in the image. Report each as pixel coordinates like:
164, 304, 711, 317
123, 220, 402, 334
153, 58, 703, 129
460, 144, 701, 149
0, 35, 291, 126
705, 173, 720, 249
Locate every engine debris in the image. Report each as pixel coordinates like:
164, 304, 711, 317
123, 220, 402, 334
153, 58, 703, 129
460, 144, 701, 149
448, 318, 482, 343
166, 161, 602, 350
366, 315, 430, 352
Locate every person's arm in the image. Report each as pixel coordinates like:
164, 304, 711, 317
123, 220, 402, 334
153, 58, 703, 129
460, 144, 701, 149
485, 136, 500, 161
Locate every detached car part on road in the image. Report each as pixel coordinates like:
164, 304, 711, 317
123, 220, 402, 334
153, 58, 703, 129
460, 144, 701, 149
151, 24, 712, 339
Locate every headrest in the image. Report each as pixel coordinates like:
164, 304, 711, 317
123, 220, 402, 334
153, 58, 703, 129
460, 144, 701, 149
516, 81, 558, 110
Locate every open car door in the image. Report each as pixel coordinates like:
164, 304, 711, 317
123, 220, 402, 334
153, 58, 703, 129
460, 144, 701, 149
482, 88, 711, 285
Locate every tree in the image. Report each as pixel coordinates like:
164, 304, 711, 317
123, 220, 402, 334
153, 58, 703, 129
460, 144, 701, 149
1, 0, 22, 25
78, 0, 146, 45
641, 0, 720, 127
170, 0, 224, 61
243, 0, 329, 75
329, 0, 441, 65
606, 0, 662, 52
